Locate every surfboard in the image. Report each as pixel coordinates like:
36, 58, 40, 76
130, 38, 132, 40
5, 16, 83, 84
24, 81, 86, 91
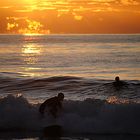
43, 125, 62, 137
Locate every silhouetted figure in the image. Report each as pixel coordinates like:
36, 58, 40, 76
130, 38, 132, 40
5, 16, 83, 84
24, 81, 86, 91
39, 93, 64, 118
113, 76, 126, 89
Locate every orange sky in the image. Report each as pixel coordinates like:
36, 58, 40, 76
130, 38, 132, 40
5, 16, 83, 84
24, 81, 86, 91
0, 0, 140, 34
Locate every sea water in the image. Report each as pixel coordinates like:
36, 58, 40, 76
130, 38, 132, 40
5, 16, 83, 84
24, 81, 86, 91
0, 34, 140, 139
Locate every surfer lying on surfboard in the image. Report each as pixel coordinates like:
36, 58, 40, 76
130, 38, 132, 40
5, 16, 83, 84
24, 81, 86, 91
39, 93, 64, 118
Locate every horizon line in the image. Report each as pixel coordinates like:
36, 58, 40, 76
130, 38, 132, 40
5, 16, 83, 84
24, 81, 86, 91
0, 33, 140, 36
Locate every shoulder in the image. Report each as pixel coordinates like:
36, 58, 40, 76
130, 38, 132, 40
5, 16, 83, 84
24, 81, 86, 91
45, 96, 57, 103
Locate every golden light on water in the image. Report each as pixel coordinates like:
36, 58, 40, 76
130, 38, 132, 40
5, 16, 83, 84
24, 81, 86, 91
107, 96, 130, 104
22, 44, 41, 54
21, 44, 42, 65
21, 43, 43, 77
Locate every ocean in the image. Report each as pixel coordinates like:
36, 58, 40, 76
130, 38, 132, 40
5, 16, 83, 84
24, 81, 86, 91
0, 34, 140, 140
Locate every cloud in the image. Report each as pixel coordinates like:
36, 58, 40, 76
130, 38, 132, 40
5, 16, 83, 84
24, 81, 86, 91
72, 12, 83, 20
120, 0, 139, 5
18, 19, 50, 34
74, 15, 83, 20
7, 22, 18, 30
0, 0, 140, 34
6, 17, 50, 34
1, 0, 140, 14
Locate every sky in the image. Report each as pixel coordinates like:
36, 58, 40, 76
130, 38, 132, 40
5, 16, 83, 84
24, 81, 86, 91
0, 0, 140, 34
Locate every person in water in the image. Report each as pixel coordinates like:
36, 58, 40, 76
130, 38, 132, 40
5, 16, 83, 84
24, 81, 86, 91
39, 93, 64, 118
113, 76, 126, 88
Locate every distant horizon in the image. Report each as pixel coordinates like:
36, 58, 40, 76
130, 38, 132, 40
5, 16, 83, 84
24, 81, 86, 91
0, 33, 140, 35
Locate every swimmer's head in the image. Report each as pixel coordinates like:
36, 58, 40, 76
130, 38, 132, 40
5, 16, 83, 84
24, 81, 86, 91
58, 92, 64, 101
115, 76, 120, 82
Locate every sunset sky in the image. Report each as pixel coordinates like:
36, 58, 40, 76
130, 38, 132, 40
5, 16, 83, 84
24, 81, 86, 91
0, 0, 140, 34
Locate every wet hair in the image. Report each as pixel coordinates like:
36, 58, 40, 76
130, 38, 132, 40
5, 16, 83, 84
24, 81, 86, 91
58, 93, 64, 100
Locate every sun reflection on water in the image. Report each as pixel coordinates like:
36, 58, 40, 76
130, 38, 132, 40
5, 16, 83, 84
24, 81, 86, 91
107, 96, 130, 104
21, 43, 43, 77
22, 44, 41, 64
22, 44, 41, 55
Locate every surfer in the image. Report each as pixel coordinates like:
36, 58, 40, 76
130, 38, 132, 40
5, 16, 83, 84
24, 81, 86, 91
113, 76, 126, 89
39, 93, 64, 118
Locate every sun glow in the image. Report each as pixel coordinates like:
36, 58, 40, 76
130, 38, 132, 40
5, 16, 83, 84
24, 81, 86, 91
22, 44, 41, 54
23, 0, 37, 4
20, 43, 44, 77
107, 96, 130, 104
21, 44, 42, 66
0, 0, 140, 34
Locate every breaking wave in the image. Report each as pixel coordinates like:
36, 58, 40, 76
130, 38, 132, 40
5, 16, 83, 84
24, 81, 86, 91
0, 95, 140, 134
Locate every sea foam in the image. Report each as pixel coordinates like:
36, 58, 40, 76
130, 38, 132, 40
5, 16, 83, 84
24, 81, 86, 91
0, 95, 140, 134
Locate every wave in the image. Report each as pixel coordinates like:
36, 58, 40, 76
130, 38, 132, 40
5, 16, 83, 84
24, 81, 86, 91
0, 95, 140, 134
0, 75, 140, 102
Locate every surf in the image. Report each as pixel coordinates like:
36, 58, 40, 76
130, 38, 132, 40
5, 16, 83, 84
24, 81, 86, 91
0, 95, 140, 134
